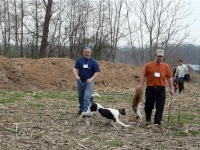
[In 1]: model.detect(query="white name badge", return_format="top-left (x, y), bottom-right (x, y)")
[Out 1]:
top-left (83, 64), bottom-right (88, 68)
top-left (154, 72), bottom-right (160, 77)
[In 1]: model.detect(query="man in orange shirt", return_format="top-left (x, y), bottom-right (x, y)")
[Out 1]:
top-left (138, 49), bottom-right (174, 125)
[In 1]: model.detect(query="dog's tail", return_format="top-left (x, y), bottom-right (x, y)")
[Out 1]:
top-left (116, 119), bottom-right (131, 128)
top-left (90, 93), bottom-right (101, 102)
top-left (91, 93), bottom-right (101, 97)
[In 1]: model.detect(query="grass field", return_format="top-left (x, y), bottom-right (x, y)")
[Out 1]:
top-left (0, 83), bottom-right (200, 150)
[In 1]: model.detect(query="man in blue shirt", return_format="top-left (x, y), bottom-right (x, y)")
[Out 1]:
top-left (73, 46), bottom-right (100, 115)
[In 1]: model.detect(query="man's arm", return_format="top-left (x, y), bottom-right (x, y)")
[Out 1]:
top-left (91, 72), bottom-right (100, 80)
top-left (87, 72), bottom-right (100, 83)
top-left (73, 68), bottom-right (80, 80)
top-left (138, 75), bottom-right (146, 88)
top-left (167, 77), bottom-right (174, 95)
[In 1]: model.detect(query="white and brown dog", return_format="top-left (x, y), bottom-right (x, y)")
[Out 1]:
top-left (78, 94), bottom-right (130, 128)
top-left (132, 88), bottom-right (143, 120)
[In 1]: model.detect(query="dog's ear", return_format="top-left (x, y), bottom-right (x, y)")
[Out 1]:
top-left (119, 109), bottom-right (126, 115)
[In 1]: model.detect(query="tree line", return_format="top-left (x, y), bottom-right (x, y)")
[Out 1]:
top-left (0, 0), bottom-right (199, 66)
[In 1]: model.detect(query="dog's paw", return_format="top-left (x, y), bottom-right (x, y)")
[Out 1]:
top-left (85, 120), bottom-right (90, 125)
top-left (77, 116), bottom-right (82, 120)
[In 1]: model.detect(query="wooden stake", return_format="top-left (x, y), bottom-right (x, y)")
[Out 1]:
top-left (178, 104), bottom-right (181, 124)
top-left (167, 96), bottom-right (173, 124)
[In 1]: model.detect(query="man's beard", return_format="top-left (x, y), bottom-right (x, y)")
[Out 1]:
top-left (156, 59), bottom-right (161, 63)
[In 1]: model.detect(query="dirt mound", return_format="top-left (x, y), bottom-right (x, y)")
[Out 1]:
top-left (0, 55), bottom-right (143, 91)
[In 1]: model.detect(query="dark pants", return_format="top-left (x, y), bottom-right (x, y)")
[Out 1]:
top-left (173, 78), bottom-right (178, 93)
top-left (177, 77), bottom-right (184, 93)
top-left (145, 86), bottom-right (166, 125)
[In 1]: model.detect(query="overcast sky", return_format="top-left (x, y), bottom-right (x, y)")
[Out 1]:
top-left (187, 0), bottom-right (200, 45)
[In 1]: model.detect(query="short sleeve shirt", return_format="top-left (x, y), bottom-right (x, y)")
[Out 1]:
top-left (74, 57), bottom-right (100, 81)
top-left (143, 61), bottom-right (172, 86)
top-left (177, 64), bottom-right (188, 78)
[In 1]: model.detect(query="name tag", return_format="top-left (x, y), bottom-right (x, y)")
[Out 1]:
top-left (154, 72), bottom-right (160, 77)
top-left (83, 64), bottom-right (88, 68)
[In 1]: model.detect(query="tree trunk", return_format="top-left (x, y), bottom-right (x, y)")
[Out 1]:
top-left (39, 0), bottom-right (53, 58)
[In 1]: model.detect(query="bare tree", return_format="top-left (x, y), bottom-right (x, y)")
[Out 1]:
top-left (131, 0), bottom-right (193, 63)
top-left (20, 0), bottom-right (24, 57)
top-left (106, 0), bottom-right (127, 62)
top-left (0, 0), bottom-right (11, 57)
top-left (39, 0), bottom-right (53, 58)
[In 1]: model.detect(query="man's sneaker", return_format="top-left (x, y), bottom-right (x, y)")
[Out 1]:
top-left (76, 110), bottom-right (82, 115)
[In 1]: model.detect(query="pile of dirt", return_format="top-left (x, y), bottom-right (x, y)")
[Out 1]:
top-left (0, 55), bottom-right (143, 91)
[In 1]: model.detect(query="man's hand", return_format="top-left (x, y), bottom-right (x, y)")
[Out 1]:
top-left (86, 78), bottom-right (93, 83)
top-left (170, 88), bottom-right (174, 96)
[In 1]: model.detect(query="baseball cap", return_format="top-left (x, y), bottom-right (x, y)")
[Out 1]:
top-left (83, 46), bottom-right (91, 50)
top-left (156, 49), bottom-right (164, 56)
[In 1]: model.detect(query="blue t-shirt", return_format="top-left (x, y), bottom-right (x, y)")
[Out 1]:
top-left (74, 57), bottom-right (100, 81)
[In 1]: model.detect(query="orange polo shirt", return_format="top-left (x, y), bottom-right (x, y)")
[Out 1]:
top-left (143, 61), bottom-right (172, 86)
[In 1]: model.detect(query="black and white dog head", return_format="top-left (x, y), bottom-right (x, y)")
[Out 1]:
top-left (118, 109), bottom-right (126, 116)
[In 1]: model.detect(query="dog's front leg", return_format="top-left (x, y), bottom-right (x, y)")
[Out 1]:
top-left (110, 120), bottom-right (117, 128)
top-left (78, 112), bottom-right (89, 119)
top-left (84, 117), bottom-right (90, 126)
top-left (78, 113), bottom-right (84, 120)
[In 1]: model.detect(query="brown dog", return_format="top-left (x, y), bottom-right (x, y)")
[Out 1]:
top-left (132, 88), bottom-right (143, 120)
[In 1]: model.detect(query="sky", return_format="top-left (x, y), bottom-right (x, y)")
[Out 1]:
top-left (186, 0), bottom-right (200, 45)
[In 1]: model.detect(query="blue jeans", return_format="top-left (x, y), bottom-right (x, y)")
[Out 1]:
top-left (77, 81), bottom-right (94, 112)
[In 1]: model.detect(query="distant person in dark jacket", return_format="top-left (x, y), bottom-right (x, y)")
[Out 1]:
top-left (172, 65), bottom-right (178, 93)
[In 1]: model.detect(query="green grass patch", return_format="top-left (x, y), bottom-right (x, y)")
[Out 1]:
top-left (98, 95), bottom-right (116, 102)
top-left (0, 98), bottom-right (15, 104)
top-left (33, 94), bottom-right (44, 100)
top-left (23, 90), bottom-right (34, 94)
top-left (163, 112), bottom-right (196, 125)
top-left (10, 92), bottom-right (24, 99)
top-left (42, 90), bottom-right (78, 101)
top-left (172, 131), bottom-right (188, 137)
top-left (0, 91), bottom-right (6, 96)
top-left (189, 130), bottom-right (200, 136)
top-left (109, 141), bottom-right (123, 147)
top-left (121, 94), bottom-right (133, 103)
top-left (132, 139), bottom-right (141, 144)
top-left (28, 102), bottom-right (44, 110)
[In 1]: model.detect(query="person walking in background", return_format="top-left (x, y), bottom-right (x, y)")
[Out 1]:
top-left (138, 49), bottom-right (174, 125)
top-left (173, 65), bottom-right (178, 78)
top-left (73, 46), bottom-right (100, 115)
top-left (175, 60), bottom-right (188, 93)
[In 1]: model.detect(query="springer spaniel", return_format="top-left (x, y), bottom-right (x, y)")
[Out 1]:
top-left (78, 94), bottom-right (130, 128)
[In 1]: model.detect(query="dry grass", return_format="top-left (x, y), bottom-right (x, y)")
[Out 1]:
top-left (0, 56), bottom-right (200, 149)
top-left (0, 82), bottom-right (200, 150)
